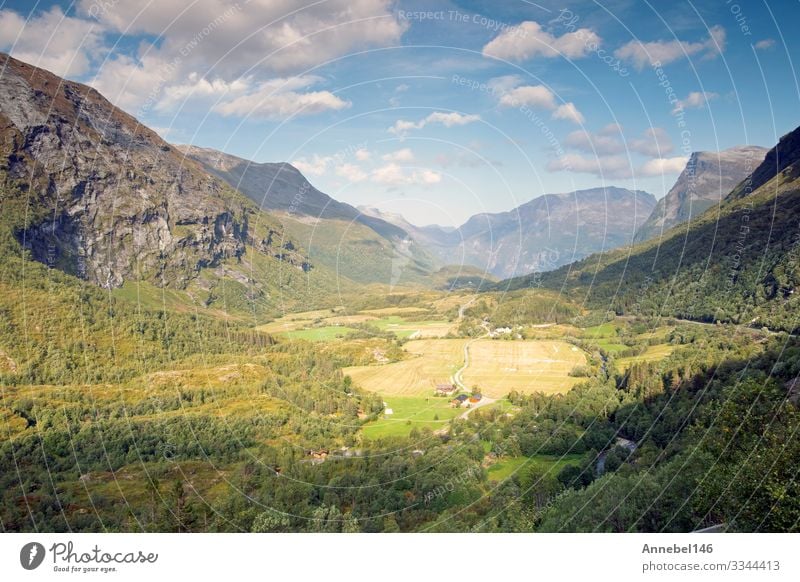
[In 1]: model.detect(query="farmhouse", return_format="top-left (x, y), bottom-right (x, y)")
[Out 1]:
top-left (451, 394), bottom-right (469, 406)
top-left (435, 383), bottom-right (456, 396)
top-left (469, 394), bottom-right (482, 403)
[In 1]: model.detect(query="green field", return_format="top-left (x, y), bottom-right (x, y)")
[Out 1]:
top-left (580, 322), bottom-right (619, 338)
top-left (362, 396), bottom-right (463, 439)
top-left (487, 454), bottom-right (584, 482)
top-left (617, 344), bottom-right (676, 370)
top-left (281, 326), bottom-right (360, 341)
top-left (594, 340), bottom-right (630, 354)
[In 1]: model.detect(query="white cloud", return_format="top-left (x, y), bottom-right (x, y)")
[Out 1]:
top-left (754, 38), bottom-right (775, 51)
top-left (80, 0), bottom-right (406, 75)
top-left (547, 153), bottom-right (633, 179)
top-left (0, 7), bottom-right (105, 77)
top-left (553, 102), bottom-right (585, 124)
top-left (388, 111), bottom-right (481, 136)
top-left (630, 127), bottom-right (674, 157)
top-left (615, 25), bottom-right (726, 70)
top-left (292, 154), bottom-right (334, 176)
top-left (640, 156), bottom-right (689, 176)
top-left (672, 91), bottom-right (718, 113)
top-left (335, 163), bottom-right (367, 183)
top-left (483, 20), bottom-right (601, 62)
top-left (157, 72), bottom-right (251, 112)
top-left (371, 164), bottom-right (441, 185)
top-left (495, 82), bottom-right (584, 125)
top-left (355, 148), bottom-right (371, 161)
top-left (565, 129), bottom-right (625, 154)
top-left (74, 0), bottom-right (404, 115)
top-left (212, 76), bottom-right (350, 119)
top-left (382, 148), bottom-right (415, 162)
top-left (498, 85), bottom-right (556, 109)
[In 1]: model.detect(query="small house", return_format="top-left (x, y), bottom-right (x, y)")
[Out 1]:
top-left (451, 394), bottom-right (469, 406)
top-left (435, 383), bottom-right (456, 396)
top-left (469, 394), bottom-right (482, 403)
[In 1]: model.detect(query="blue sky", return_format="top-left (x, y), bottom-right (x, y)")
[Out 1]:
top-left (1, 0), bottom-right (798, 226)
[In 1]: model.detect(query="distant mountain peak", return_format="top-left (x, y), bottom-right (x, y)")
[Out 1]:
top-left (635, 144), bottom-right (769, 242)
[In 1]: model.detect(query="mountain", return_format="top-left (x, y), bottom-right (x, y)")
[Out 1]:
top-left (502, 125), bottom-right (800, 332)
top-left (180, 146), bottom-right (438, 286)
top-left (0, 52), bottom-right (339, 317)
top-left (634, 146), bottom-right (768, 242)
top-left (365, 187), bottom-right (656, 279)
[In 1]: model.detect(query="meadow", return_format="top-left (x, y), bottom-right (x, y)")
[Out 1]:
top-left (461, 340), bottom-right (587, 397)
top-left (362, 396), bottom-right (463, 439)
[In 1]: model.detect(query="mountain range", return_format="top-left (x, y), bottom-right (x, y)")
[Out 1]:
top-left (504, 125), bottom-right (800, 332)
top-left (0, 51), bottom-right (779, 311)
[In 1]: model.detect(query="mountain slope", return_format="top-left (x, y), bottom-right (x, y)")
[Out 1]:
top-left (634, 146), bottom-right (768, 242)
top-left (366, 187), bottom-right (656, 279)
top-left (180, 146), bottom-right (438, 286)
top-left (502, 125), bottom-right (800, 332)
top-left (0, 52), bottom-right (348, 318)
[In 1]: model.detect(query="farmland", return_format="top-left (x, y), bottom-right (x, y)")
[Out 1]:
top-left (344, 338), bottom-right (586, 398)
top-left (461, 340), bottom-right (586, 397)
top-left (343, 339), bottom-right (467, 396)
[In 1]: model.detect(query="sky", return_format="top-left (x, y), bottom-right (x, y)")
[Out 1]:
top-left (1, 0), bottom-right (799, 226)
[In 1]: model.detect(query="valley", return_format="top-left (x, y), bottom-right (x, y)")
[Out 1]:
top-left (1, 48), bottom-right (799, 536)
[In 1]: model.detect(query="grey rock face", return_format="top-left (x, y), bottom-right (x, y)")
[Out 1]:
top-left (0, 53), bottom-right (296, 288)
top-left (635, 146), bottom-right (769, 242)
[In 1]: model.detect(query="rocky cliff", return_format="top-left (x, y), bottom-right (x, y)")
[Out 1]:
top-left (0, 52), bottom-right (306, 289)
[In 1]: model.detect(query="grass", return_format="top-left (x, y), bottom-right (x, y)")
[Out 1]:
top-left (344, 339), bottom-right (467, 396)
top-left (616, 344), bottom-right (676, 370)
top-left (461, 340), bottom-right (587, 397)
top-left (594, 339), bottom-right (630, 354)
top-left (362, 396), bottom-right (463, 439)
top-left (280, 326), bottom-right (360, 341)
top-left (487, 453), bottom-right (584, 482)
top-left (369, 315), bottom-right (454, 338)
top-left (580, 322), bottom-right (619, 338)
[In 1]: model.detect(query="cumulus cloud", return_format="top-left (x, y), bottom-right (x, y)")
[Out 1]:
top-left (355, 148), bottom-right (371, 161)
top-left (672, 91), bottom-right (718, 113)
top-left (292, 154), bottom-right (335, 176)
top-left (615, 25), bottom-right (726, 70)
top-left (553, 103), bottom-right (585, 124)
top-left (212, 76), bottom-right (350, 119)
top-left (630, 127), bottom-right (674, 157)
top-left (64, 0), bottom-right (403, 116)
top-left (388, 111), bottom-right (481, 137)
top-left (550, 125), bottom-right (683, 178)
top-left (382, 148), bottom-right (415, 162)
top-left (80, 0), bottom-right (406, 75)
top-left (564, 128), bottom-right (625, 155)
top-left (370, 163), bottom-right (441, 185)
top-left (335, 163), bottom-right (368, 183)
top-left (495, 80), bottom-right (584, 125)
top-left (483, 20), bottom-right (601, 62)
top-left (754, 38), bottom-right (775, 51)
top-left (547, 153), bottom-right (633, 179)
top-left (640, 156), bottom-right (689, 176)
top-left (0, 6), bottom-right (105, 77)
top-left (498, 85), bottom-right (556, 109)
